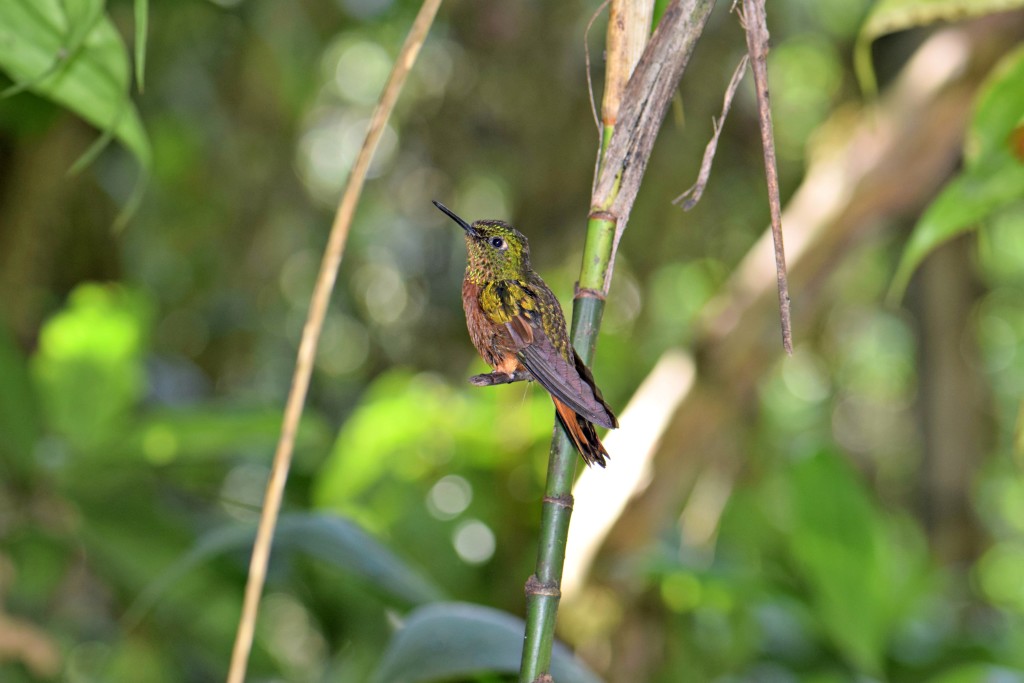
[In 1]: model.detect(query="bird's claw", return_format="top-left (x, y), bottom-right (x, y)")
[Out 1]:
top-left (469, 370), bottom-right (531, 386)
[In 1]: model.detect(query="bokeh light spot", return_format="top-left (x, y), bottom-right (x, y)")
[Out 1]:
top-left (316, 313), bottom-right (370, 376)
top-left (354, 261), bottom-right (407, 325)
top-left (221, 463), bottom-right (271, 521)
top-left (334, 41), bottom-right (391, 105)
top-left (452, 519), bottom-right (495, 565)
top-left (427, 475), bottom-right (473, 520)
top-left (781, 348), bottom-right (831, 403)
top-left (661, 572), bottom-right (702, 613)
top-left (142, 424), bottom-right (178, 465)
top-left (459, 176), bottom-right (510, 221)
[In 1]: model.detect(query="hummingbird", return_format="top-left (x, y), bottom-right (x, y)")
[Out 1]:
top-left (434, 200), bottom-right (618, 467)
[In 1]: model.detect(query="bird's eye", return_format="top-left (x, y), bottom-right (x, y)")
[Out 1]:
top-left (489, 237), bottom-right (506, 250)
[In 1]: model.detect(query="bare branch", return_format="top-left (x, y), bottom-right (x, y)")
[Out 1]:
top-left (741, 0), bottom-right (793, 354)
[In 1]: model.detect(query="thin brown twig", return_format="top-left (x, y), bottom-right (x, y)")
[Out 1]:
top-left (224, 1), bottom-right (442, 681)
top-left (741, 0), bottom-right (792, 355)
top-left (673, 54), bottom-right (749, 209)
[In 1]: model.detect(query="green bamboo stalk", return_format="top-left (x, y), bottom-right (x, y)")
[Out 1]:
top-left (518, 1), bottom-right (714, 680)
top-left (519, 425), bottom-right (576, 683)
top-left (518, 12), bottom-right (648, 683)
top-left (518, 198), bottom-right (617, 683)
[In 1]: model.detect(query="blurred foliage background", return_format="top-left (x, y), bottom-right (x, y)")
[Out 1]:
top-left (2, 0), bottom-right (1024, 681)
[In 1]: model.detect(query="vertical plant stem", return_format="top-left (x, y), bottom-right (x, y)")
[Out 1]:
top-left (519, 427), bottom-right (576, 683)
top-left (518, 2), bottom-right (653, 681)
top-left (225, 2), bottom-right (441, 681)
top-left (741, 0), bottom-right (793, 354)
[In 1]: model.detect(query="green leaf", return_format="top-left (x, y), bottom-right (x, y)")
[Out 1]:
top-left (889, 166), bottom-right (1024, 298)
top-left (0, 0), bottom-right (151, 168)
top-left (0, 320), bottom-right (42, 476)
top-left (372, 603), bottom-right (603, 683)
top-left (134, 0), bottom-right (148, 92)
top-left (31, 284), bottom-right (152, 453)
top-left (314, 370), bottom-right (551, 518)
top-left (965, 45), bottom-right (1024, 168)
top-left (889, 46), bottom-right (1024, 299)
top-left (121, 408), bottom-right (330, 465)
top-left (854, 0), bottom-right (1024, 96)
top-left (785, 452), bottom-right (926, 673)
top-left (0, 0), bottom-right (104, 98)
top-left (127, 513), bottom-right (445, 626)
top-left (274, 514), bottom-right (446, 605)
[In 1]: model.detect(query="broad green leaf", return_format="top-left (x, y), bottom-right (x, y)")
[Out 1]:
top-left (0, 0), bottom-right (151, 168)
top-left (889, 47), bottom-right (1024, 299)
top-left (965, 45), bottom-right (1024, 168)
top-left (855, 0), bottom-right (1024, 95)
top-left (0, 321), bottom-right (42, 475)
top-left (0, 0), bottom-right (105, 98)
top-left (314, 370), bottom-right (552, 518)
top-left (127, 513), bottom-right (445, 625)
top-left (786, 452), bottom-right (926, 673)
top-left (315, 372), bottom-right (461, 507)
top-left (372, 602), bottom-right (603, 683)
top-left (889, 165), bottom-right (1024, 298)
top-left (273, 514), bottom-right (445, 605)
top-left (31, 284), bottom-right (152, 453)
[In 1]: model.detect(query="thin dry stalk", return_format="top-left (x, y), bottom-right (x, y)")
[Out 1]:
top-left (584, 0), bottom-right (612, 134)
top-left (225, 2), bottom-right (442, 681)
top-left (740, 0), bottom-right (793, 354)
top-left (674, 54), bottom-right (748, 209)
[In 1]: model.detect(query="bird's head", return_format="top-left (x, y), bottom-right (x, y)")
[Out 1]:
top-left (434, 201), bottom-right (531, 283)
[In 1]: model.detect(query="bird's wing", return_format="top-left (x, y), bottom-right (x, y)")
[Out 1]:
top-left (509, 320), bottom-right (617, 429)
top-left (483, 279), bottom-right (616, 429)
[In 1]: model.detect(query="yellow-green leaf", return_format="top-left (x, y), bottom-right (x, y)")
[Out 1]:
top-left (889, 46), bottom-right (1024, 299)
top-left (855, 0), bottom-right (1024, 96)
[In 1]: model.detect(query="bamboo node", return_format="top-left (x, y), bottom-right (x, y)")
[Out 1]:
top-left (588, 209), bottom-right (615, 222)
top-left (525, 575), bottom-right (561, 598)
top-left (573, 285), bottom-right (606, 301)
top-left (542, 493), bottom-right (575, 508)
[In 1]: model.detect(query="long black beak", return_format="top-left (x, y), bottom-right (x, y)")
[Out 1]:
top-left (433, 200), bottom-right (479, 237)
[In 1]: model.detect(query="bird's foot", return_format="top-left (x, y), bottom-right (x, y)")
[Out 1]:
top-left (469, 370), bottom-right (532, 386)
